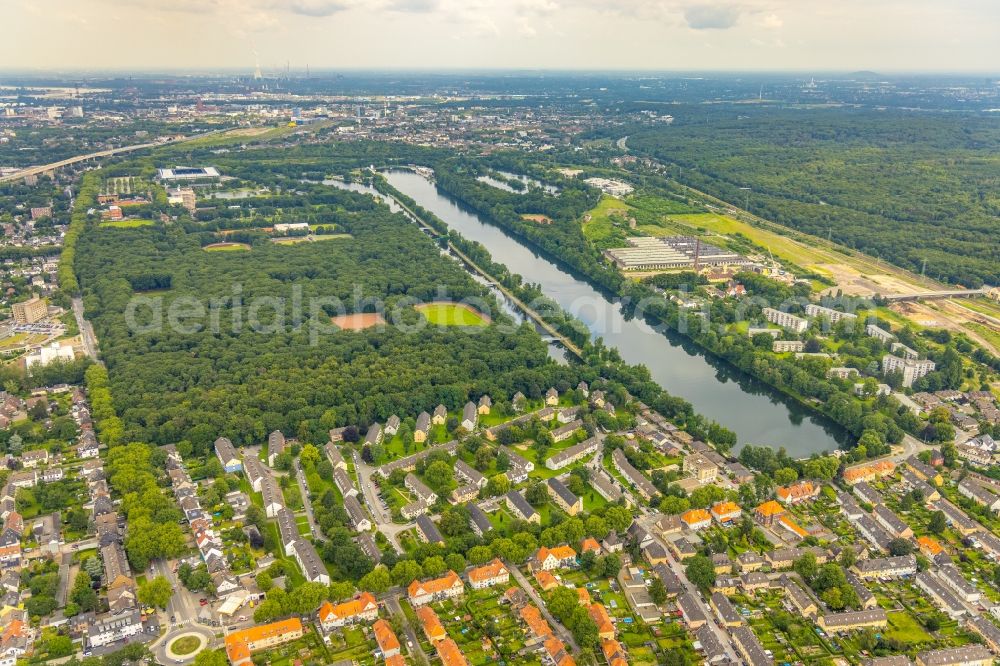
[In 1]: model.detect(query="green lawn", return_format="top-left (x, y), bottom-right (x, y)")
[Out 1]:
top-left (414, 302), bottom-right (490, 327)
top-left (99, 219), bottom-right (154, 228)
top-left (883, 611), bottom-right (934, 645)
top-left (581, 195), bottom-right (634, 248)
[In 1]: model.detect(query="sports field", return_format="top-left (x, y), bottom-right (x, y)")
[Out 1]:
top-left (330, 313), bottom-right (386, 330)
top-left (414, 302), bottom-right (490, 327)
top-left (100, 219), bottom-right (154, 229)
top-left (203, 242), bottom-right (251, 252)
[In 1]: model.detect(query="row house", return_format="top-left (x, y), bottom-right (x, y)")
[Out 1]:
top-left (915, 646), bottom-right (992, 666)
top-left (547, 477), bottom-right (582, 515)
top-left (506, 490), bottom-right (539, 523)
top-left (334, 468), bottom-right (358, 499)
top-left (214, 437), bottom-right (242, 473)
top-left (873, 504), bottom-right (913, 538)
top-left (915, 571), bottom-right (967, 619)
top-left (852, 555), bottom-right (916, 580)
top-left (454, 459), bottom-right (486, 489)
top-left (224, 618), bottom-right (304, 666)
top-left (405, 473), bottom-right (438, 505)
top-left (466, 502), bottom-right (493, 537)
top-left (545, 436), bottom-right (599, 470)
top-left (344, 495), bottom-right (371, 532)
top-left (292, 539), bottom-right (330, 585)
top-left (267, 430), bottom-right (287, 467)
top-left (816, 609), bottom-right (888, 633)
top-left (611, 447), bottom-right (656, 500)
top-left (415, 514), bottom-right (444, 545)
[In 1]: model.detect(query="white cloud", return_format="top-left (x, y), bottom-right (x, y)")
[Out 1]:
top-left (760, 12), bottom-right (782, 28)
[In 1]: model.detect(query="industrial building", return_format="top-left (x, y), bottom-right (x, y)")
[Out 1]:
top-left (604, 235), bottom-right (749, 272)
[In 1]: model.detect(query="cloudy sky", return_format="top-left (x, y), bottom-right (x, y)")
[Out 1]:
top-left (4, 0), bottom-right (998, 72)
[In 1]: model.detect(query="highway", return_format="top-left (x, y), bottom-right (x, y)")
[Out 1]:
top-left (0, 129), bottom-right (229, 184)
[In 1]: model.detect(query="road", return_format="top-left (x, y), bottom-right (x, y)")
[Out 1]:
top-left (0, 129), bottom-right (229, 184)
top-left (292, 459), bottom-right (321, 539)
top-left (505, 559), bottom-right (579, 652)
top-left (892, 433), bottom-right (930, 462)
top-left (352, 451), bottom-right (408, 553)
top-left (384, 593), bottom-right (429, 664)
top-left (56, 553), bottom-right (74, 607)
top-left (637, 516), bottom-right (740, 662)
top-left (150, 558), bottom-right (217, 665)
top-left (354, 452), bottom-right (390, 524)
top-left (71, 297), bottom-right (101, 362)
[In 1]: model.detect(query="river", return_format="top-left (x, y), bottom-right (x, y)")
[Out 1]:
top-left (381, 170), bottom-right (850, 456)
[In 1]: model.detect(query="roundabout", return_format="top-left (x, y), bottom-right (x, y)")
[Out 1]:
top-left (168, 635), bottom-right (204, 657)
top-left (155, 625), bottom-right (214, 665)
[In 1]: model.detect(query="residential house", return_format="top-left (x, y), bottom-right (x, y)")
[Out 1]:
top-left (267, 431), bottom-right (286, 467)
top-left (215, 437), bottom-right (242, 472)
top-left (461, 402), bottom-right (478, 431)
top-left (467, 559), bottom-right (509, 590)
top-left (506, 490), bottom-right (540, 523)
top-left (533, 545), bottom-right (577, 571)
top-left (318, 593), bottom-right (379, 629)
top-left (407, 571), bottom-right (465, 606)
top-left (710, 501), bottom-right (742, 525)
top-left (373, 619), bottom-right (401, 660)
top-left (547, 477), bottom-right (582, 515)
top-left (415, 514), bottom-right (444, 545)
top-left (224, 619), bottom-right (304, 666)
top-left (414, 412), bottom-right (431, 442)
top-left (545, 436), bottom-right (599, 470)
top-left (776, 480), bottom-right (820, 504)
top-left (683, 453), bottom-right (718, 482)
top-left (816, 609), bottom-right (889, 633)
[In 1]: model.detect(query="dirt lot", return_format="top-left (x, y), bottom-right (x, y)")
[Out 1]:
top-left (891, 300), bottom-right (1000, 355)
top-left (330, 313), bottom-right (386, 330)
top-left (817, 263), bottom-right (926, 298)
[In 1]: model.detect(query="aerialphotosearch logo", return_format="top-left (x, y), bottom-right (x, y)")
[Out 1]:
top-left (124, 283), bottom-right (517, 345)
top-left (122, 280), bottom-right (880, 347)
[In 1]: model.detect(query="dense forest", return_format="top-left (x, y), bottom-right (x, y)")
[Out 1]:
top-left (623, 107), bottom-right (1000, 287)
top-left (74, 179), bottom-right (577, 453)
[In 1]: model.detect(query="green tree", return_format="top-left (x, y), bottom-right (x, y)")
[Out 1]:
top-left (360, 566), bottom-right (392, 594)
top-left (138, 576), bottom-right (173, 609)
top-left (928, 510), bottom-right (947, 535)
top-left (193, 649), bottom-right (229, 666)
top-left (424, 460), bottom-right (454, 493)
top-left (685, 554), bottom-right (716, 593)
top-left (421, 556), bottom-right (447, 577)
top-left (391, 559), bottom-right (423, 587)
top-left (467, 545), bottom-right (493, 565)
top-left (649, 578), bottom-right (668, 605)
